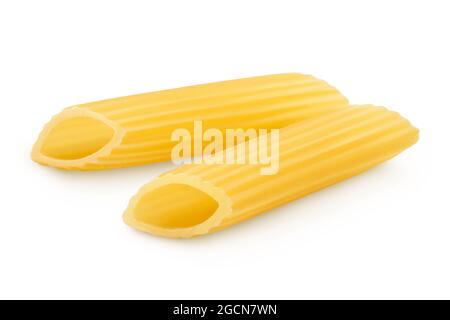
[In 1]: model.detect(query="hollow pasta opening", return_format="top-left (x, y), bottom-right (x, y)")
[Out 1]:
top-left (133, 183), bottom-right (219, 229)
top-left (40, 117), bottom-right (115, 160)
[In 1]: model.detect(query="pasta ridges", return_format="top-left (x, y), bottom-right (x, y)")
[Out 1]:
top-left (177, 106), bottom-right (387, 181)
top-left (101, 79), bottom-right (325, 118)
top-left (119, 93), bottom-right (347, 131)
top-left (87, 73), bottom-right (318, 112)
top-left (112, 86), bottom-right (339, 125)
top-left (229, 124), bottom-right (417, 206)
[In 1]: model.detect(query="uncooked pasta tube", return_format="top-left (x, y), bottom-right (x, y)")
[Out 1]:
top-left (31, 73), bottom-right (348, 170)
top-left (123, 106), bottom-right (419, 238)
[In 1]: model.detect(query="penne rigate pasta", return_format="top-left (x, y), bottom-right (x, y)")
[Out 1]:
top-left (31, 73), bottom-right (348, 170)
top-left (123, 106), bottom-right (419, 238)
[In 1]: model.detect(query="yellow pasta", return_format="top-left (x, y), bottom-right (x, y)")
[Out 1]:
top-left (123, 106), bottom-right (419, 238)
top-left (31, 73), bottom-right (348, 170)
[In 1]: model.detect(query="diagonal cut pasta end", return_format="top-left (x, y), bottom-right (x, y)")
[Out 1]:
top-left (123, 174), bottom-right (233, 238)
top-left (31, 107), bottom-right (125, 170)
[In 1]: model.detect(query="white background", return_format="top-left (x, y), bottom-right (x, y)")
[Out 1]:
top-left (0, 0), bottom-right (449, 300)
